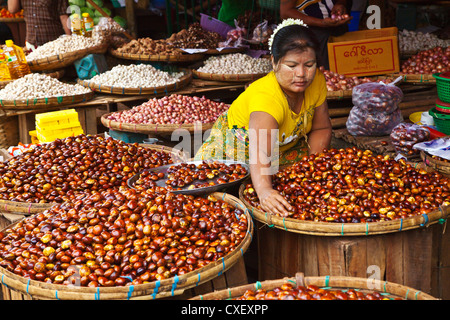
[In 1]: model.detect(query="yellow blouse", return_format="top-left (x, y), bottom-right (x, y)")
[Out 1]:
top-left (226, 69), bottom-right (327, 152)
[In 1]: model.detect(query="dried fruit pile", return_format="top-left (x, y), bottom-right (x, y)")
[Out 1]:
top-left (0, 134), bottom-right (173, 203)
top-left (0, 187), bottom-right (249, 286)
top-left (235, 283), bottom-right (399, 300)
top-left (243, 147), bottom-right (450, 223)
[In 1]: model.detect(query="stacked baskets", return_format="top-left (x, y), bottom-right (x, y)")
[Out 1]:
top-left (430, 72), bottom-right (450, 134)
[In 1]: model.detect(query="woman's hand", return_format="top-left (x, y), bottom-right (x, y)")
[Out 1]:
top-left (258, 187), bottom-right (294, 217)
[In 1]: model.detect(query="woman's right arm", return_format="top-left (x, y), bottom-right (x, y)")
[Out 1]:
top-left (8, 0), bottom-right (21, 14)
top-left (249, 111), bottom-right (293, 217)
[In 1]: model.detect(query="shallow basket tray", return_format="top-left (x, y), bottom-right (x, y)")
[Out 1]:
top-left (0, 143), bottom-right (187, 215)
top-left (192, 69), bottom-right (268, 83)
top-left (0, 192), bottom-right (254, 300)
top-left (421, 150), bottom-right (450, 177)
top-left (190, 272), bottom-right (437, 300)
top-left (238, 183), bottom-right (450, 236)
top-left (0, 91), bottom-right (94, 110)
top-left (109, 48), bottom-right (205, 63)
top-left (388, 73), bottom-right (436, 84)
top-left (101, 111), bottom-right (218, 135)
top-left (27, 43), bottom-right (108, 72)
top-left (77, 69), bottom-right (192, 95)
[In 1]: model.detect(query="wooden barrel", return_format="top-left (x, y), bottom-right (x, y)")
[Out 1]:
top-left (0, 192), bottom-right (254, 300)
top-left (239, 184), bottom-right (450, 299)
top-left (190, 272), bottom-right (438, 300)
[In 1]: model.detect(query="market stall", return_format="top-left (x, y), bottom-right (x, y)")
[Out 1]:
top-left (0, 0), bottom-right (449, 303)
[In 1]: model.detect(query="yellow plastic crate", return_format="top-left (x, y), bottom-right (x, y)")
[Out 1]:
top-left (37, 126), bottom-right (84, 143)
top-left (29, 130), bottom-right (39, 144)
top-left (35, 109), bottom-right (80, 128)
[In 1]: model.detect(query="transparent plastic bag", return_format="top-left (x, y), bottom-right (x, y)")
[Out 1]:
top-left (390, 122), bottom-right (430, 155)
top-left (352, 80), bottom-right (403, 113)
top-left (346, 106), bottom-right (403, 136)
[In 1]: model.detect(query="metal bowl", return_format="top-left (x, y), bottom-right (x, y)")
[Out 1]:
top-left (128, 160), bottom-right (250, 196)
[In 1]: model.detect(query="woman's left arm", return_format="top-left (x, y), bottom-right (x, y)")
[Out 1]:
top-left (307, 101), bottom-right (332, 155)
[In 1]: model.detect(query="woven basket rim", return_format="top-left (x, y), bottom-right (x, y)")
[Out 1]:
top-left (238, 183), bottom-right (450, 236)
top-left (101, 111), bottom-right (218, 135)
top-left (27, 43), bottom-right (108, 66)
top-left (0, 91), bottom-right (94, 110)
top-left (0, 192), bottom-right (254, 300)
top-left (190, 273), bottom-right (438, 300)
top-left (192, 69), bottom-right (268, 82)
top-left (77, 69), bottom-right (192, 95)
top-left (109, 48), bottom-right (205, 62)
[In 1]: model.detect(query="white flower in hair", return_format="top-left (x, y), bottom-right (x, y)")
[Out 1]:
top-left (268, 19), bottom-right (308, 52)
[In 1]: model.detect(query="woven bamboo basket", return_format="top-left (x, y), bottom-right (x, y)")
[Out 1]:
top-left (238, 183), bottom-right (450, 236)
top-left (27, 43), bottom-right (108, 72)
top-left (77, 69), bottom-right (192, 95)
top-left (0, 91), bottom-right (94, 110)
top-left (421, 150), bottom-right (450, 177)
top-left (101, 112), bottom-right (217, 135)
top-left (0, 143), bottom-right (187, 215)
top-left (190, 272), bottom-right (438, 300)
top-left (0, 192), bottom-right (254, 300)
top-left (388, 73), bottom-right (436, 84)
top-left (108, 48), bottom-right (205, 63)
top-left (192, 69), bottom-right (268, 83)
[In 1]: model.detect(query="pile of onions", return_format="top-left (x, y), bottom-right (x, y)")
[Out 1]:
top-left (319, 66), bottom-right (393, 91)
top-left (106, 94), bottom-right (229, 125)
top-left (401, 46), bottom-right (450, 74)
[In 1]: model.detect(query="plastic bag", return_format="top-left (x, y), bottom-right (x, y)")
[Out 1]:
top-left (251, 20), bottom-right (273, 43)
top-left (390, 122), bottom-right (430, 155)
top-left (224, 19), bottom-right (247, 47)
top-left (347, 78), bottom-right (404, 136)
top-left (346, 106), bottom-right (403, 136)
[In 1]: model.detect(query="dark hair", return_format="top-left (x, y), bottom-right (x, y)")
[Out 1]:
top-left (271, 25), bottom-right (320, 65)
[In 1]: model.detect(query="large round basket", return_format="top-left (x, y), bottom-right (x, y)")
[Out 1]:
top-left (101, 111), bottom-right (217, 136)
top-left (239, 184), bottom-right (450, 299)
top-left (77, 69), bottom-right (192, 95)
top-left (239, 184), bottom-right (450, 237)
top-left (190, 272), bottom-right (438, 300)
top-left (109, 48), bottom-right (205, 63)
top-left (192, 69), bottom-right (268, 83)
top-left (0, 91), bottom-right (94, 110)
top-left (0, 192), bottom-right (254, 300)
top-left (388, 73), bottom-right (436, 84)
top-left (421, 150), bottom-right (450, 177)
top-left (27, 43), bottom-right (108, 72)
top-left (0, 143), bottom-right (187, 215)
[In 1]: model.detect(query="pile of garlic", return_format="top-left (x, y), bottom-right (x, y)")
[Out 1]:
top-left (0, 73), bottom-right (91, 100)
top-left (399, 29), bottom-right (450, 54)
top-left (87, 64), bottom-right (184, 88)
top-left (26, 34), bottom-right (105, 61)
top-left (197, 53), bottom-right (273, 74)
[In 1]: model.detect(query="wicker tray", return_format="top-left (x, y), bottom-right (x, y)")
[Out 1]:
top-left (109, 48), bottom-right (205, 63)
top-left (101, 111), bottom-right (218, 135)
top-left (190, 272), bottom-right (437, 300)
top-left (0, 192), bottom-right (254, 300)
top-left (238, 183), bottom-right (450, 236)
top-left (0, 90), bottom-right (94, 110)
top-left (421, 150), bottom-right (450, 177)
top-left (0, 143), bottom-right (187, 215)
top-left (192, 69), bottom-right (268, 82)
top-left (388, 73), bottom-right (436, 84)
top-left (77, 69), bottom-right (192, 95)
top-left (27, 43), bottom-right (108, 72)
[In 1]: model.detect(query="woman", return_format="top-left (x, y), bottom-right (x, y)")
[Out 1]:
top-left (195, 19), bottom-right (332, 216)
